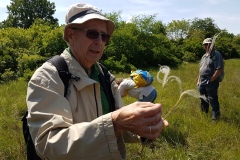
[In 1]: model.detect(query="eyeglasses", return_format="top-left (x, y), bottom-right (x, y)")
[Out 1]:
top-left (70, 28), bottom-right (110, 42)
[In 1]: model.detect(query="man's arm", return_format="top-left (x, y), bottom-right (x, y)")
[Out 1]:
top-left (210, 68), bottom-right (223, 82)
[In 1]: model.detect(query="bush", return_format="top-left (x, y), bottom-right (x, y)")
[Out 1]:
top-left (182, 51), bottom-right (198, 62)
top-left (1, 68), bottom-right (16, 83)
top-left (103, 54), bottom-right (136, 73)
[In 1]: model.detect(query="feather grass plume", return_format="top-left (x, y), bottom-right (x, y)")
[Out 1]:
top-left (157, 65), bottom-right (208, 118)
top-left (208, 31), bottom-right (222, 54)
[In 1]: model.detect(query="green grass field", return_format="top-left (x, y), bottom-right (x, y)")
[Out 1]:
top-left (0, 59), bottom-right (240, 160)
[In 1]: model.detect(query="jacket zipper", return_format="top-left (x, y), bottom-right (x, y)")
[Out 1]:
top-left (93, 83), bottom-right (99, 117)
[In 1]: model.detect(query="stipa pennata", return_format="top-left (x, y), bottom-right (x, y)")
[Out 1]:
top-left (139, 65), bottom-right (208, 157)
top-left (157, 65), bottom-right (208, 118)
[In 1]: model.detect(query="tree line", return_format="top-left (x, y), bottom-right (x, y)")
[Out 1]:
top-left (0, 0), bottom-right (240, 83)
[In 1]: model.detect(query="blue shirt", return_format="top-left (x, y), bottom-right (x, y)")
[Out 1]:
top-left (199, 50), bottom-right (224, 85)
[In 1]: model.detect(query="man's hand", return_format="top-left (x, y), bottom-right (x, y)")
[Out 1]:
top-left (112, 102), bottom-right (168, 139)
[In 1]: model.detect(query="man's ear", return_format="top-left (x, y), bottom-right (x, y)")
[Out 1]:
top-left (67, 28), bottom-right (74, 42)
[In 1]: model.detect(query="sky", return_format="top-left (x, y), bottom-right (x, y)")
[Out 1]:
top-left (0, 0), bottom-right (240, 35)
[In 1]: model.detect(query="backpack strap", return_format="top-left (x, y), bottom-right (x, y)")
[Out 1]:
top-left (98, 63), bottom-right (115, 112)
top-left (48, 55), bottom-right (70, 97)
top-left (47, 55), bottom-right (80, 97)
top-left (210, 50), bottom-right (216, 61)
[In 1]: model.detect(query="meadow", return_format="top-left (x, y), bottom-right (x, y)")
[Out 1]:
top-left (0, 59), bottom-right (240, 160)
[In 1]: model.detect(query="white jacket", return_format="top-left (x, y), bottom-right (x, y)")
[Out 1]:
top-left (26, 49), bottom-right (126, 160)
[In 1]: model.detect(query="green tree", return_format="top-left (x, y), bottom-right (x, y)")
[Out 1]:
top-left (189, 17), bottom-right (221, 38)
top-left (104, 22), bottom-right (139, 68)
top-left (0, 27), bottom-right (30, 81)
top-left (131, 14), bottom-right (166, 35)
top-left (104, 11), bottom-right (124, 30)
top-left (166, 19), bottom-right (190, 40)
top-left (1, 0), bottom-right (58, 29)
top-left (28, 19), bottom-right (66, 57)
top-left (105, 14), bottom-right (181, 69)
top-left (233, 34), bottom-right (240, 57)
top-left (215, 31), bottom-right (239, 59)
top-left (181, 29), bottom-right (205, 61)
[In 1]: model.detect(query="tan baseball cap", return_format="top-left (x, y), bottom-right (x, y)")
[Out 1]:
top-left (202, 38), bottom-right (212, 45)
top-left (64, 3), bottom-right (115, 42)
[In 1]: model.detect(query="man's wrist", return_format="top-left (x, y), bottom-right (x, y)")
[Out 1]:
top-left (111, 110), bottom-right (122, 136)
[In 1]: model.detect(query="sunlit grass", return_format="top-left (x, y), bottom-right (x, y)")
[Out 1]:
top-left (125, 59), bottom-right (240, 159)
top-left (0, 80), bottom-right (27, 160)
top-left (0, 59), bottom-right (240, 159)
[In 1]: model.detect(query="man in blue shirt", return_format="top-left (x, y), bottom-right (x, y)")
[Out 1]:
top-left (197, 38), bottom-right (224, 120)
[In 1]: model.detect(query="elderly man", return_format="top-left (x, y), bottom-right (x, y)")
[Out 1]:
top-left (26, 3), bottom-right (168, 160)
top-left (197, 38), bottom-right (224, 120)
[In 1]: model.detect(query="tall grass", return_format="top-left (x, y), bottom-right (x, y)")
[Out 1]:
top-left (0, 59), bottom-right (240, 160)
top-left (0, 80), bottom-right (27, 160)
top-left (124, 59), bottom-right (240, 159)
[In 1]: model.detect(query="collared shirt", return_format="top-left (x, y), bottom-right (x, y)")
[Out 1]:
top-left (199, 50), bottom-right (224, 85)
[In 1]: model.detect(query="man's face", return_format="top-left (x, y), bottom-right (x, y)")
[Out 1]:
top-left (67, 19), bottom-right (108, 69)
top-left (203, 43), bottom-right (211, 52)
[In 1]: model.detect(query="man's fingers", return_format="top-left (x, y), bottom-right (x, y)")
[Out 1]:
top-left (162, 118), bottom-right (169, 127)
top-left (140, 103), bottom-right (162, 118)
